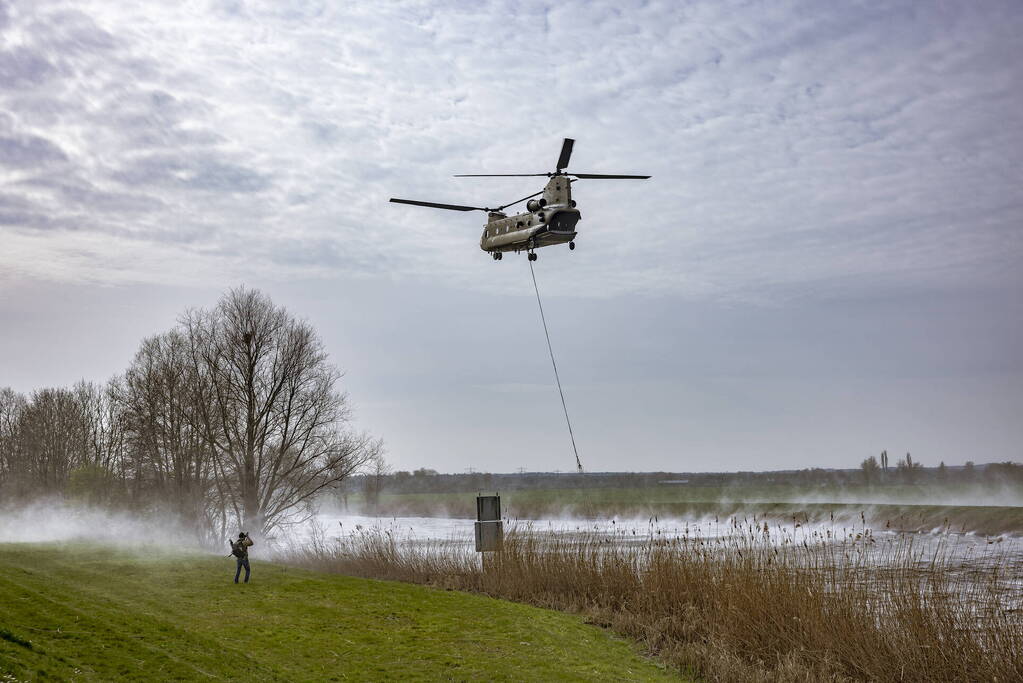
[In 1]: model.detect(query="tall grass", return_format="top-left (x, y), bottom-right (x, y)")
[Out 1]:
top-left (283, 520), bottom-right (1023, 682)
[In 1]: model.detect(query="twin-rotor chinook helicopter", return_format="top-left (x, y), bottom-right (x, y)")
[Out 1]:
top-left (389, 139), bottom-right (650, 261)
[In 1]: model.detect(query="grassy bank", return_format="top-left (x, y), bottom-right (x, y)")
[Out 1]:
top-left (0, 543), bottom-right (677, 681)
top-left (288, 524), bottom-right (1023, 682)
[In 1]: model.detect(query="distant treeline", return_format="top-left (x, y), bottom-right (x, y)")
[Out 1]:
top-left (0, 287), bottom-right (380, 542)
top-left (349, 460), bottom-right (1023, 497)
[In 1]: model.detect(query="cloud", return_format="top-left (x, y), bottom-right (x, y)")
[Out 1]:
top-left (0, 131), bottom-right (67, 167)
top-left (0, 46), bottom-right (57, 89)
top-left (3, 1), bottom-right (1022, 474)
top-left (108, 154), bottom-right (269, 194)
top-left (0, 0), bottom-right (1019, 302)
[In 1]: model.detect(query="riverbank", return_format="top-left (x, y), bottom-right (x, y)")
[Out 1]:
top-left (286, 521), bottom-right (1023, 682)
top-left (0, 543), bottom-right (678, 681)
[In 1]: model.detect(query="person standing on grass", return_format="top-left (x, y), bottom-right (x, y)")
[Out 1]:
top-left (230, 532), bottom-right (254, 583)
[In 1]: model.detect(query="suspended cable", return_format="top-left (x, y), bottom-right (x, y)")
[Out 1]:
top-left (528, 259), bottom-right (583, 472)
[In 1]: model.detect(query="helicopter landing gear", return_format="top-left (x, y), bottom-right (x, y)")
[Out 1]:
top-left (492, 251), bottom-right (503, 261)
top-left (569, 241), bottom-right (575, 250)
top-left (528, 252), bottom-right (537, 261)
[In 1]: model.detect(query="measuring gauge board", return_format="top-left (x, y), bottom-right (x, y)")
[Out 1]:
top-left (475, 494), bottom-right (503, 552)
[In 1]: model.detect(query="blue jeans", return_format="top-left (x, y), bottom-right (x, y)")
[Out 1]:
top-left (234, 557), bottom-right (250, 583)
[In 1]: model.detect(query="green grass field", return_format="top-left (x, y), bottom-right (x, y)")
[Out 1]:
top-left (0, 544), bottom-right (678, 682)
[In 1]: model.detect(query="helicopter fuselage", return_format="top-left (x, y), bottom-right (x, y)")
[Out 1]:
top-left (390, 139), bottom-right (648, 261)
top-left (479, 207), bottom-right (580, 253)
top-left (480, 175), bottom-right (580, 254)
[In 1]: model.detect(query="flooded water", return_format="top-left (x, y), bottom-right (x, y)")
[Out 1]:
top-left (307, 513), bottom-right (709, 543)
top-left (264, 511), bottom-right (1023, 611)
top-left (289, 512), bottom-right (1023, 604)
top-left (300, 512), bottom-right (1023, 563)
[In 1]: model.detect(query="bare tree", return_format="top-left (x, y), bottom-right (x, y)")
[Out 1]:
top-left (13, 387), bottom-right (94, 496)
top-left (118, 330), bottom-right (218, 537)
top-left (0, 387), bottom-right (27, 494)
top-left (62, 381), bottom-right (125, 506)
top-left (363, 452), bottom-right (392, 510)
top-left (896, 452), bottom-right (923, 484)
top-left (184, 287), bottom-right (379, 534)
top-left (0, 384), bottom-right (124, 502)
top-left (1, 287), bottom-right (378, 541)
top-left (860, 456), bottom-right (880, 485)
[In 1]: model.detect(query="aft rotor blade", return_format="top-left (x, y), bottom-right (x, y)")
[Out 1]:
top-left (497, 189), bottom-right (545, 211)
top-left (570, 173), bottom-right (651, 179)
top-left (389, 198), bottom-right (487, 212)
top-left (556, 138), bottom-right (575, 171)
top-left (453, 173), bottom-right (550, 177)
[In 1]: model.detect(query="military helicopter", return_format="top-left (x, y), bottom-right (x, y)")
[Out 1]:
top-left (389, 139), bottom-right (650, 261)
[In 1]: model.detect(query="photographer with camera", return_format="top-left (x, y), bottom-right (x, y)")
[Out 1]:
top-left (229, 532), bottom-right (254, 583)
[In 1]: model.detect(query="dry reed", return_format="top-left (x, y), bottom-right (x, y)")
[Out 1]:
top-left (282, 519), bottom-right (1023, 682)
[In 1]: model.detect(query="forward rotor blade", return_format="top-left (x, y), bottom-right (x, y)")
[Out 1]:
top-left (570, 173), bottom-right (651, 179)
top-left (389, 198), bottom-right (487, 212)
top-left (556, 138), bottom-right (575, 171)
top-left (497, 189), bottom-right (545, 211)
top-left (453, 173), bottom-right (550, 177)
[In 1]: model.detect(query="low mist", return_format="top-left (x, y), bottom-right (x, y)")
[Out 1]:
top-left (0, 501), bottom-right (201, 550)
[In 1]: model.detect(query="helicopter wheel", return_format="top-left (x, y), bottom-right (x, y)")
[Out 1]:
top-left (569, 241), bottom-right (575, 250)
top-left (528, 252), bottom-right (537, 261)
top-left (497, 252), bottom-right (502, 260)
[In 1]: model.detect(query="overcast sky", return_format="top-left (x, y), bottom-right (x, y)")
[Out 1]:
top-left (2, 0), bottom-right (1021, 473)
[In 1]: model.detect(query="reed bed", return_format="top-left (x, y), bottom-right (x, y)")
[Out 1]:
top-left (282, 519), bottom-right (1023, 682)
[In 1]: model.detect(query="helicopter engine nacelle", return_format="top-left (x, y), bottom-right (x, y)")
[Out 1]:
top-left (526, 198), bottom-right (547, 212)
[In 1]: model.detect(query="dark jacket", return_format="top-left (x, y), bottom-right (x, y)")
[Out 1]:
top-left (230, 536), bottom-right (254, 559)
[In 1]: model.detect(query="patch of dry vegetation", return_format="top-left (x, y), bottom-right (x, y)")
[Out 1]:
top-left (284, 521), bottom-right (1023, 682)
